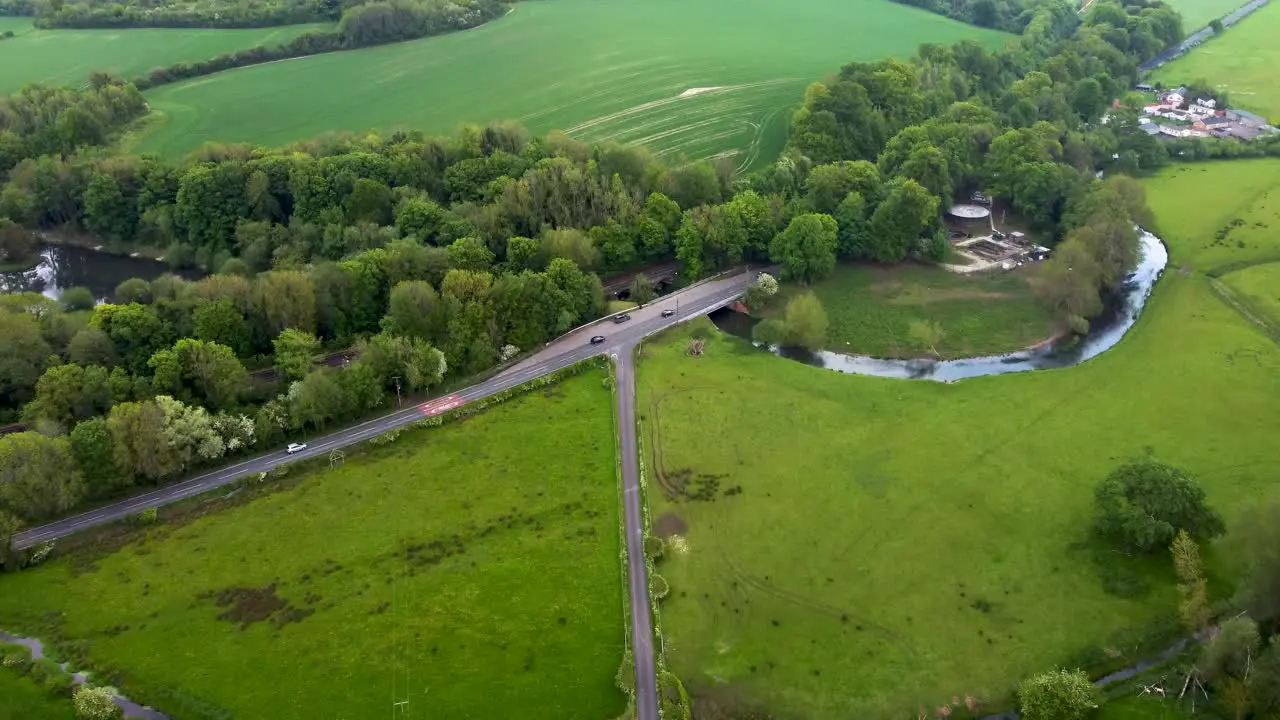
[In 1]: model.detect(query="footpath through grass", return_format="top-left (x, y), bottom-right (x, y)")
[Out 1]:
top-left (1153, 0), bottom-right (1280, 123)
top-left (770, 263), bottom-right (1053, 357)
top-left (136, 0), bottom-right (1007, 166)
top-left (634, 161), bottom-right (1280, 719)
top-left (0, 22), bottom-right (330, 94)
top-left (0, 371), bottom-right (626, 720)
top-left (0, 671), bottom-right (75, 720)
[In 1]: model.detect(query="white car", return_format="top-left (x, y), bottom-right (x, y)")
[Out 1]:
top-left (286, 443), bottom-right (308, 454)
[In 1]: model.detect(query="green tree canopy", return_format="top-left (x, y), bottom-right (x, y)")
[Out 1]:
top-left (769, 213), bottom-right (838, 284)
top-left (1093, 460), bottom-right (1225, 554)
top-left (1018, 668), bottom-right (1102, 720)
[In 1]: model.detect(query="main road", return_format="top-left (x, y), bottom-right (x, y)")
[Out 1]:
top-left (11, 266), bottom-right (760, 720)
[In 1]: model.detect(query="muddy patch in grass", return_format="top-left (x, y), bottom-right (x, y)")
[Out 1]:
top-left (653, 512), bottom-right (688, 538)
top-left (200, 584), bottom-right (315, 629)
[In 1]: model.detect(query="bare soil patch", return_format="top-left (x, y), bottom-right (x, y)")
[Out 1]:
top-left (201, 584), bottom-right (314, 629)
top-left (653, 512), bottom-right (688, 539)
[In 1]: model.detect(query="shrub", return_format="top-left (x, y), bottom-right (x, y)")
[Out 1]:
top-left (615, 653), bottom-right (635, 694)
top-left (652, 573), bottom-right (670, 600)
top-left (29, 656), bottom-right (71, 693)
top-left (1018, 668), bottom-right (1101, 720)
top-left (0, 642), bottom-right (33, 672)
top-left (60, 287), bottom-right (96, 312)
top-left (1092, 460), bottom-right (1224, 553)
top-left (133, 507), bottom-right (157, 525)
top-left (74, 685), bottom-right (123, 720)
top-left (643, 535), bottom-right (665, 559)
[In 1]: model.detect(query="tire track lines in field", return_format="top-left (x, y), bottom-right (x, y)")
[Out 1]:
top-left (565, 79), bottom-right (789, 136)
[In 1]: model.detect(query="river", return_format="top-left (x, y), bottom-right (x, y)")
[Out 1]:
top-left (0, 244), bottom-right (198, 301)
top-left (712, 230), bottom-right (1169, 382)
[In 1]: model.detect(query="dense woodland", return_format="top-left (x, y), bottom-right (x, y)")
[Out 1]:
top-left (0, 0), bottom-right (1252, 535)
top-left (0, 77), bottom-right (147, 175)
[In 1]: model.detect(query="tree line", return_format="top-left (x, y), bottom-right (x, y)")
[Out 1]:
top-left (132, 0), bottom-right (507, 91)
top-left (25, 0), bottom-right (337, 28)
top-left (0, 75), bottom-right (147, 176)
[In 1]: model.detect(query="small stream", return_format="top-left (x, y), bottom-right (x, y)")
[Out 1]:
top-left (712, 230), bottom-right (1169, 382)
top-left (0, 630), bottom-right (170, 719)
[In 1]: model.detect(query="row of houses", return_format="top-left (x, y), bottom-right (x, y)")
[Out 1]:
top-left (1134, 85), bottom-right (1275, 141)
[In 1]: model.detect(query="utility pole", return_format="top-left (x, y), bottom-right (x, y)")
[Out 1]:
top-left (392, 376), bottom-right (402, 409)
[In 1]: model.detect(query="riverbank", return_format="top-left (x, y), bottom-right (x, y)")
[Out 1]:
top-left (724, 232), bottom-right (1166, 381)
top-left (759, 260), bottom-right (1055, 360)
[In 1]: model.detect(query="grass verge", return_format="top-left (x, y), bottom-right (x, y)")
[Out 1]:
top-left (0, 367), bottom-right (626, 720)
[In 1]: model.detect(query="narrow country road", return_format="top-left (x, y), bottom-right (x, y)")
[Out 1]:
top-left (9, 267), bottom-right (764, 720)
top-left (613, 346), bottom-right (658, 720)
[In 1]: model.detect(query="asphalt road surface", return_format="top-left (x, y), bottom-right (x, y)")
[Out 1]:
top-left (614, 344), bottom-right (658, 720)
top-left (11, 267), bottom-right (759, 720)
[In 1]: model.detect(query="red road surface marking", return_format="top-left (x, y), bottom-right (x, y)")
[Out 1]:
top-left (419, 395), bottom-right (466, 417)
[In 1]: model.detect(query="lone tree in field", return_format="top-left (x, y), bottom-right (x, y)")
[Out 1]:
top-left (1093, 460), bottom-right (1224, 554)
top-left (74, 686), bottom-right (122, 720)
top-left (1018, 668), bottom-right (1101, 720)
top-left (629, 273), bottom-right (656, 306)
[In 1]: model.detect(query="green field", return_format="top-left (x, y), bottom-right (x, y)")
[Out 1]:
top-left (0, 671), bottom-right (76, 720)
top-left (1154, 0), bottom-right (1280, 123)
top-left (135, 0), bottom-right (1008, 167)
top-left (1164, 0), bottom-right (1245, 30)
top-left (1221, 261), bottom-right (1280, 328)
top-left (0, 16), bottom-right (33, 35)
top-left (769, 263), bottom-right (1053, 358)
top-left (634, 161), bottom-right (1280, 718)
top-left (0, 372), bottom-right (626, 720)
top-left (0, 22), bottom-right (330, 94)
top-left (1144, 159), bottom-right (1280, 272)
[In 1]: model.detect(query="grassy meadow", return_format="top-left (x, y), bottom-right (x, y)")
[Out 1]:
top-left (0, 22), bottom-right (330, 94)
top-left (769, 263), bottom-right (1053, 358)
top-left (1153, 0), bottom-right (1280, 123)
top-left (1163, 0), bottom-right (1245, 30)
top-left (1221, 262), bottom-right (1280, 327)
top-left (135, 0), bottom-right (1008, 166)
top-left (0, 671), bottom-right (76, 720)
top-left (634, 160), bottom-right (1280, 718)
top-left (0, 372), bottom-right (626, 720)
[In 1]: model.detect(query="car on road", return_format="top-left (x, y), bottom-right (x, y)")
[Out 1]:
top-left (661, 309), bottom-right (676, 317)
top-left (590, 335), bottom-right (606, 345)
top-left (613, 314), bottom-right (631, 323)
top-left (286, 443), bottom-right (308, 454)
